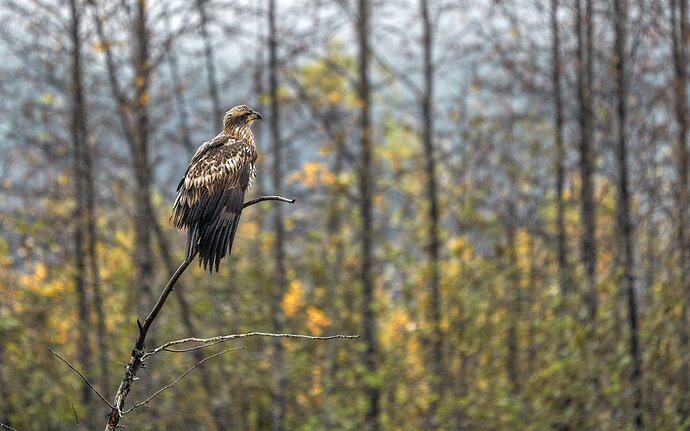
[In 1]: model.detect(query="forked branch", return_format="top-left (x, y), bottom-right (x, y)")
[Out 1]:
top-left (101, 195), bottom-right (358, 431)
top-left (104, 195), bottom-right (296, 430)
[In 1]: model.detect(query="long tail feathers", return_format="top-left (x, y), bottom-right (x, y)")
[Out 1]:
top-left (176, 185), bottom-right (247, 273)
top-left (194, 211), bottom-right (243, 273)
top-left (185, 227), bottom-right (198, 262)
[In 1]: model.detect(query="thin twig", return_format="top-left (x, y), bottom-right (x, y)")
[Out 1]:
top-left (124, 347), bottom-right (244, 414)
top-left (143, 332), bottom-right (360, 360)
top-left (71, 403), bottom-right (80, 430)
top-left (0, 424), bottom-right (18, 431)
top-left (163, 339), bottom-right (225, 353)
top-left (48, 348), bottom-right (115, 410)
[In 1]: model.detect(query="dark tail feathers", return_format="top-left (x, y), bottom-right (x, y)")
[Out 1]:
top-left (190, 213), bottom-right (242, 273)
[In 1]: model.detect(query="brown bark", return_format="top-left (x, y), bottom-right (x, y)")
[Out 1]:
top-left (575, 0), bottom-right (598, 319)
top-left (268, 1), bottom-right (287, 429)
top-left (90, 0), bottom-right (156, 319)
top-left (671, 0), bottom-right (690, 423)
top-left (420, 0), bottom-right (442, 426)
top-left (551, 0), bottom-right (570, 300)
top-left (613, 0), bottom-right (643, 427)
top-left (196, 0), bottom-right (223, 122)
top-left (505, 216), bottom-right (521, 397)
top-left (131, 0), bottom-right (156, 319)
top-left (164, 5), bottom-right (195, 155)
top-left (357, 0), bottom-right (380, 429)
top-left (68, 0), bottom-right (92, 405)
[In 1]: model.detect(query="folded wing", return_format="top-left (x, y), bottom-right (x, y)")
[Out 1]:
top-left (172, 138), bottom-right (257, 272)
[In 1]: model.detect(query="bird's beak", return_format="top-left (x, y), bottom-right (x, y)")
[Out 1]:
top-left (251, 111), bottom-right (262, 121)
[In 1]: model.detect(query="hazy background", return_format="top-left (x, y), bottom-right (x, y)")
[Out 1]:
top-left (0, 0), bottom-right (685, 429)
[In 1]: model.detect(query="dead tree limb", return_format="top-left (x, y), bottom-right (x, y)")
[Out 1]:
top-left (101, 195), bottom-right (357, 430)
top-left (144, 332), bottom-right (360, 360)
top-left (104, 195), bottom-right (294, 430)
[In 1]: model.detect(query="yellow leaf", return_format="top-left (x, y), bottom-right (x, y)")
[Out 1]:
top-left (327, 90), bottom-right (341, 103)
top-left (90, 41), bottom-right (110, 52)
top-left (39, 93), bottom-right (55, 105)
top-left (282, 279), bottom-right (303, 317)
top-left (306, 306), bottom-right (331, 334)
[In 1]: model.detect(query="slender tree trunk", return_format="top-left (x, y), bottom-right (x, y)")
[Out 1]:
top-left (575, 0), bottom-right (597, 320)
top-left (268, 1), bottom-right (286, 429)
top-left (505, 218), bottom-right (521, 397)
top-left (357, 1), bottom-right (380, 429)
top-left (323, 122), bottom-right (345, 428)
top-left (164, 6), bottom-right (194, 155)
top-left (613, 0), bottom-right (643, 427)
top-left (132, 0), bottom-right (156, 318)
top-left (551, 0), bottom-right (570, 301)
top-left (74, 0), bottom-right (108, 396)
top-left (196, 0), bottom-right (223, 122)
top-left (0, 342), bottom-right (10, 427)
top-left (420, 0), bottom-right (443, 426)
top-left (551, 6), bottom-right (573, 414)
top-left (671, 0), bottom-right (690, 423)
top-left (68, 0), bottom-right (92, 406)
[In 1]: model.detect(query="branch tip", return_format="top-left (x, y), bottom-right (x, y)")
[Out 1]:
top-left (48, 347), bottom-right (115, 410)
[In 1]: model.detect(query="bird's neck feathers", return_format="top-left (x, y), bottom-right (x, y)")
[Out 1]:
top-left (223, 123), bottom-right (255, 144)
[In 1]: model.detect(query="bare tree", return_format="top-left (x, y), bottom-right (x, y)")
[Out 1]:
top-left (268, 1), bottom-right (287, 429)
top-left (575, 0), bottom-right (598, 319)
top-left (420, 0), bottom-right (443, 426)
top-left (164, 6), bottom-right (195, 155)
top-left (671, 0), bottom-right (690, 422)
top-left (612, 0), bottom-right (643, 427)
top-left (68, 0), bottom-right (92, 405)
top-left (196, 0), bottom-right (223, 122)
top-left (551, 0), bottom-right (570, 300)
top-left (87, 0), bottom-right (157, 318)
top-left (357, 0), bottom-right (380, 429)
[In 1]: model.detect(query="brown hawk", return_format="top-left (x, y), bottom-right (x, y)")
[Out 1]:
top-left (172, 105), bottom-right (262, 272)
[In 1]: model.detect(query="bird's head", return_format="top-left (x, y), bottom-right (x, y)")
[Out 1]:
top-left (223, 105), bottom-right (262, 137)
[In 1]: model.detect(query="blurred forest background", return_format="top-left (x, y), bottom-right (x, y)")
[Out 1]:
top-left (0, 0), bottom-right (688, 429)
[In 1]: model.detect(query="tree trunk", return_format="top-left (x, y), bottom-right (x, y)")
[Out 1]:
top-left (671, 0), bottom-right (690, 423)
top-left (268, 1), bottom-right (286, 429)
top-left (551, 0), bottom-right (570, 301)
top-left (613, 0), bottom-right (643, 427)
top-left (505, 218), bottom-right (521, 397)
top-left (68, 0), bottom-right (92, 406)
top-left (132, 0), bottom-right (156, 319)
top-left (357, 0), bottom-right (380, 429)
top-left (575, 0), bottom-right (597, 320)
top-left (420, 0), bottom-right (442, 426)
top-left (164, 5), bottom-right (194, 155)
top-left (196, 0), bottom-right (223, 122)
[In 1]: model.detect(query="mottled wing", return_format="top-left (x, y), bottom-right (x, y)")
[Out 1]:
top-left (172, 138), bottom-right (257, 271)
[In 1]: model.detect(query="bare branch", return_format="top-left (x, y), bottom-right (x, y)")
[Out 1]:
top-left (143, 332), bottom-right (360, 360)
top-left (48, 348), bottom-right (114, 410)
top-left (243, 195), bottom-right (295, 207)
top-left (124, 347), bottom-right (244, 414)
top-left (105, 194), bottom-right (297, 430)
top-left (0, 424), bottom-right (18, 431)
top-left (162, 340), bottom-right (225, 353)
top-left (71, 403), bottom-right (80, 430)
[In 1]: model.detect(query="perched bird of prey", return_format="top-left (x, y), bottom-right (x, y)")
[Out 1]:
top-left (172, 105), bottom-right (262, 272)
